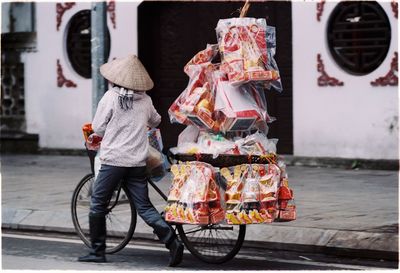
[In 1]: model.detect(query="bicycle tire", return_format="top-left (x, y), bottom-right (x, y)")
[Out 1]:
top-left (71, 173), bottom-right (137, 254)
top-left (177, 223), bottom-right (246, 264)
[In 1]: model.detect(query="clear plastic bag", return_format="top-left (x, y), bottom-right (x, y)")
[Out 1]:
top-left (146, 128), bottom-right (167, 181)
top-left (214, 81), bottom-right (273, 133)
top-left (165, 162), bottom-right (224, 224)
top-left (216, 18), bottom-right (280, 86)
top-left (168, 45), bottom-right (219, 130)
top-left (196, 131), bottom-right (237, 157)
top-left (146, 145), bottom-right (167, 181)
top-left (264, 26), bottom-right (283, 92)
top-left (276, 160), bottom-right (296, 221)
top-left (221, 163), bottom-right (282, 224)
top-left (235, 131), bottom-right (278, 155)
top-left (86, 133), bottom-right (102, 151)
top-left (148, 128), bottom-right (164, 152)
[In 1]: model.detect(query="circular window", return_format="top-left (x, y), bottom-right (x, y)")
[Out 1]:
top-left (66, 10), bottom-right (111, 79)
top-left (327, 1), bottom-right (391, 75)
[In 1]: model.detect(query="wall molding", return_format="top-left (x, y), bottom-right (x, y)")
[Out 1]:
top-left (371, 52), bottom-right (398, 86)
top-left (56, 2), bottom-right (76, 31)
top-left (107, 0), bottom-right (116, 29)
top-left (57, 59), bottom-right (77, 88)
top-left (317, 54), bottom-right (344, 86)
top-left (392, 0), bottom-right (398, 19)
top-left (316, 0), bottom-right (325, 22)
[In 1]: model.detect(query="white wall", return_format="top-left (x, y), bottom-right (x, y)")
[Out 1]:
top-left (23, 2), bottom-right (139, 149)
top-left (21, 1), bottom-right (398, 159)
top-left (293, 1), bottom-right (398, 160)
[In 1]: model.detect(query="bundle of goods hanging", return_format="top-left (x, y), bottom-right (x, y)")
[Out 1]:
top-left (166, 15), bottom-right (296, 225)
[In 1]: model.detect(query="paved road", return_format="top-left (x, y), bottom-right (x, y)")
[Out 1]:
top-left (2, 230), bottom-right (396, 270)
top-left (2, 155), bottom-right (398, 260)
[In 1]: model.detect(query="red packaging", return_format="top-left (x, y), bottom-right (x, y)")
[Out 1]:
top-left (82, 123), bottom-right (94, 141)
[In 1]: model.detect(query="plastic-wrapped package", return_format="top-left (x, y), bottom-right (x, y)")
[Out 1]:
top-left (264, 26), bottom-right (283, 92)
top-left (235, 131), bottom-right (278, 155)
top-left (178, 125), bottom-right (200, 146)
top-left (168, 45), bottom-right (219, 129)
top-left (86, 133), bottom-right (103, 151)
top-left (196, 131), bottom-right (237, 157)
top-left (214, 81), bottom-right (272, 132)
top-left (148, 128), bottom-right (164, 152)
top-left (82, 123), bottom-right (94, 141)
top-left (146, 128), bottom-right (168, 181)
top-left (172, 131), bottom-right (238, 157)
top-left (171, 130), bottom-right (278, 157)
top-left (216, 18), bottom-right (280, 85)
top-left (275, 160), bottom-right (296, 221)
top-left (165, 162), bottom-right (224, 224)
top-left (168, 68), bottom-right (215, 128)
top-left (184, 44), bottom-right (219, 78)
top-left (169, 142), bottom-right (202, 155)
top-left (221, 163), bottom-right (282, 224)
top-left (146, 145), bottom-right (169, 182)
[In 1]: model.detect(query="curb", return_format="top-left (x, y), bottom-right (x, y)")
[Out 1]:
top-left (281, 155), bottom-right (399, 171)
top-left (8, 150), bottom-right (398, 171)
top-left (2, 208), bottom-right (398, 262)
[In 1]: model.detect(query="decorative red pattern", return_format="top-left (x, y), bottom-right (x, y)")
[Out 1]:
top-left (107, 0), bottom-right (116, 29)
top-left (371, 52), bottom-right (398, 86)
top-left (317, 0), bottom-right (325, 22)
top-left (317, 54), bottom-right (344, 87)
top-left (392, 0), bottom-right (398, 19)
top-left (57, 59), bottom-right (77, 88)
top-left (56, 2), bottom-right (75, 31)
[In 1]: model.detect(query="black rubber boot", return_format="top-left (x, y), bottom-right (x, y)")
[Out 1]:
top-left (78, 213), bottom-right (107, 263)
top-left (167, 238), bottom-right (184, 267)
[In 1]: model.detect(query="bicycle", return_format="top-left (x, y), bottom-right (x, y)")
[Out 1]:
top-left (71, 148), bottom-right (246, 264)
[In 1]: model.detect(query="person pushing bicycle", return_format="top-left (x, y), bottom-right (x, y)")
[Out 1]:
top-left (78, 55), bottom-right (184, 267)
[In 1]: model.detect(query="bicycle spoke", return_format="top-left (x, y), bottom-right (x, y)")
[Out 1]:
top-left (180, 223), bottom-right (243, 260)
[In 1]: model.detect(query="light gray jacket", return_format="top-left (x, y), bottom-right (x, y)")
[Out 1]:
top-left (92, 88), bottom-right (161, 167)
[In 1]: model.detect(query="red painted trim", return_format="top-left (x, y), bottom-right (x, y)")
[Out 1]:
top-left (392, 0), bottom-right (398, 19)
top-left (316, 0), bottom-right (325, 22)
top-left (107, 0), bottom-right (116, 29)
top-left (371, 52), bottom-right (398, 86)
top-left (317, 54), bottom-right (344, 87)
top-left (57, 59), bottom-right (77, 88)
top-left (56, 2), bottom-right (76, 31)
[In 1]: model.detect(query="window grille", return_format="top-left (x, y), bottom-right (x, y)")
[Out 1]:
top-left (66, 9), bottom-right (111, 79)
top-left (327, 1), bottom-right (391, 75)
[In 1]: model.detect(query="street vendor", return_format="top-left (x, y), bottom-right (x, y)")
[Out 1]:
top-left (78, 54), bottom-right (184, 267)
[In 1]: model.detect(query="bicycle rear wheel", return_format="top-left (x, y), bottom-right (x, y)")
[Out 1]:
top-left (177, 223), bottom-right (246, 264)
top-left (71, 173), bottom-right (137, 254)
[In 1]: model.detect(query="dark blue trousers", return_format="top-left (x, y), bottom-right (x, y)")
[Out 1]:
top-left (90, 164), bottom-right (175, 245)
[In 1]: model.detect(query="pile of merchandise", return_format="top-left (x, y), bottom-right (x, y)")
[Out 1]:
top-left (165, 162), bottom-right (225, 224)
top-left (222, 161), bottom-right (295, 224)
top-left (165, 16), bottom-right (296, 225)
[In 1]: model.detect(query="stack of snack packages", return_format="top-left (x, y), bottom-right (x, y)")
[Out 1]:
top-left (164, 161), bottom-right (225, 224)
top-left (166, 17), bottom-right (295, 225)
top-left (222, 161), bottom-right (296, 224)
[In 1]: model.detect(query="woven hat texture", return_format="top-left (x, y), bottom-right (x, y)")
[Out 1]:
top-left (100, 55), bottom-right (154, 91)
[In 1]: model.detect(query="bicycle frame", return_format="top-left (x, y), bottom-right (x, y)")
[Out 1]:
top-left (86, 146), bottom-right (168, 201)
top-left (147, 178), bottom-right (168, 202)
top-left (76, 147), bottom-right (246, 263)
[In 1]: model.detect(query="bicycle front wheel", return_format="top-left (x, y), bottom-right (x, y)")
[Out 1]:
top-left (177, 223), bottom-right (246, 264)
top-left (71, 173), bottom-right (137, 254)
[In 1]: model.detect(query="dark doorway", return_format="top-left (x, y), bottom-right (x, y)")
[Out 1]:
top-left (138, 1), bottom-right (293, 154)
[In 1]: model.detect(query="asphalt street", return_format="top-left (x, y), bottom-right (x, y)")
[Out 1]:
top-left (2, 230), bottom-right (397, 270)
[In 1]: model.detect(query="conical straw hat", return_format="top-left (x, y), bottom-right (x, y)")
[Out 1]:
top-left (100, 55), bottom-right (154, 91)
